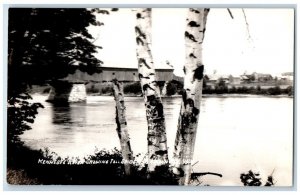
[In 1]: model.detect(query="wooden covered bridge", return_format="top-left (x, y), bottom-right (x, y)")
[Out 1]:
top-left (47, 65), bottom-right (174, 102)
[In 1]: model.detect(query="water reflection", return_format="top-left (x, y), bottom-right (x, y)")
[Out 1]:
top-left (51, 102), bottom-right (87, 126)
top-left (52, 104), bottom-right (72, 125)
top-left (47, 103), bottom-right (88, 147)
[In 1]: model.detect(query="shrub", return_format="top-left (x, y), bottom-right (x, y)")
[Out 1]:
top-left (215, 85), bottom-right (228, 94)
top-left (7, 169), bottom-right (40, 185)
top-left (203, 85), bottom-right (213, 94)
top-left (240, 170), bottom-right (262, 186)
top-left (256, 85), bottom-right (261, 91)
top-left (248, 86), bottom-right (258, 94)
top-left (171, 80), bottom-right (183, 93)
top-left (7, 144), bottom-right (178, 185)
top-left (285, 86), bottom-right (293, 96)
top-left (236, 86), bottom-right (249, 94)
top-left (240, 170), bottom-right (275, 186)
top-left (101, 86), bottom-right (113, 94)
top-left (7, 93), bottom-right (44, 144)
top-left (166, 82), bottom-right (177, 96)
top-left (86, 84), bottom-right (100, 94)
top-left (124, 82), bottom-right (142, 94)
top-left (267, 86), bottom-right (281, 95)
top-left (228, 86), bottom-right (237, 94)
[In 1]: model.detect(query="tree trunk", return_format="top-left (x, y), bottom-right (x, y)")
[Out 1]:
top-left (112, 80), bottom-right (133, 176)
top-left (161, 81), bottom-right (169, 96)
top-left (135, 8), bottom-right (169, 173)
top-left (173, 8), bottom-right (210, 185)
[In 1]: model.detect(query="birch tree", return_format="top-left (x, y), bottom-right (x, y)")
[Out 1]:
top-left (134, 8), bottom-right (169, 173)
top-left (173, 8), bottom-right (210, 185)
top-left (112, 80), bottom-right (133, 176)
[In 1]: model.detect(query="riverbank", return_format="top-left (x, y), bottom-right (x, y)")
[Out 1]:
top-left (6, 142), bottom-right (274, 186)
top-left (6, 143), bottom-right (176, 185)
top-left (30, 83), bottom-right (293, 98)
top-left (86, 93), bottom-right (293, 98)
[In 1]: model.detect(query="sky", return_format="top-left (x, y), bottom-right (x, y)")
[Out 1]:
top-left (88, 8), bottom-right (294, 77)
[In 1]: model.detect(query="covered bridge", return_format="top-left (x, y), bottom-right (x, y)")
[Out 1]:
top-left (47, 65), bottom-right (174, 103)
top-left (61, 66), bottom-right (173, 83)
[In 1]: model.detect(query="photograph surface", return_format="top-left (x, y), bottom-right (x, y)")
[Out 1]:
top-left (6, 7), bottom-right (294, 186)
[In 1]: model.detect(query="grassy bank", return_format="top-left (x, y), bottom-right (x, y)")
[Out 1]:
top-left (6, 143), bottom-right (177, 185)
top-left (7, 143), bottom-right (275, 186)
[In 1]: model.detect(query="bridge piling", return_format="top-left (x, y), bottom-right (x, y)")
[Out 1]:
top-left (46, 81), bottom-right (87, 103)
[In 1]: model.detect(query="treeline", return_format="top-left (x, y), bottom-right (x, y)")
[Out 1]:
top-left (86, 82), bottom-right (142, 95)
top-left (33, 81), bottom-right (293, 96)
top-left (203, 85), bottom-right (293, 96)
top-left (165, 81), bottom-right (293, 96)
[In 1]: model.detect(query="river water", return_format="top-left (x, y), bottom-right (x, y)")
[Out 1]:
top-left (21, 94), bottom-right (293, 186)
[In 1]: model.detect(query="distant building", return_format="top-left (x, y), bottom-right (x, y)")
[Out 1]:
top-left (205, 74), bottom-right (219, 87)
top-left (230, 76), bottom-right (241, 85)
top-left (282, 72), bottom-right (293, 76)
top-left (240, 72), bottom-right (272, 83)
top-left (240, 75), bottom-right (252, 83)
top-left (205, 74), bottom-right (239, 86)
top-left (219, 75), bottom-right (230, 84)
top-left (252, 72), bottom-right (273, 82)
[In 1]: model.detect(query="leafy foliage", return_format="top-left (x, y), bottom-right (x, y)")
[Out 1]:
top-left (166, 82), bottom-right (177, 96)
top-left (124, 82), bottom-right (142, 94)
top-left (7, 8), bottom-right (103, 145)
top-left (7, 145), bottom-right (178, 185)
top-left (7, 93), bottom-right (44, 144)
top-left (267, 86), bottom-right (281, 95)
top-left (240, 170), bottom-right (275, 186)
top-left (240, 170), bottom-right (262, 186)
top-left (8, 8), bottom-right (102, 97)
top-left (286, 86), bottom-right (293, 96)
top-left (202, 84), bottom-right (293, 96)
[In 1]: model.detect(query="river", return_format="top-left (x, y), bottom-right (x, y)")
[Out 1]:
top-left (20, 94), bottom-right (293, 186)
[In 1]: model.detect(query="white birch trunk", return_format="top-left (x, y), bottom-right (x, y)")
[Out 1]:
top-left (173, 8), bottom-right (210, 185)
top-left (135, 8), bottom-right (169, 172)
top-left (112, 80), bottom-right (133, 176)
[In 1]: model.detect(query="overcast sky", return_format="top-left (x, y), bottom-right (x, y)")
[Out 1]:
top-left (88, 8), bottom-right (294, 77)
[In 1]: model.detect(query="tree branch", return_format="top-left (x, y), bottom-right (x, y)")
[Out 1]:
top-left (227, 8), bottom-right (234, 19)
top-left (242, 8), bottom-right (253, 41)
top-left (191, 172), bottom-right (223, 179)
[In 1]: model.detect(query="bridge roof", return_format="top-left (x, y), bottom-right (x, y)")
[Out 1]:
top-left (99, 62), bottom-right (174, 70)
top-left (62, 63), bottom-right (174, 83)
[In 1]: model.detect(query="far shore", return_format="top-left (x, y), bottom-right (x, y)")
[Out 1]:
top-left (32, 92), bottom-right (293, 98)
top-left (82, 93), bottom-right (293, 98)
